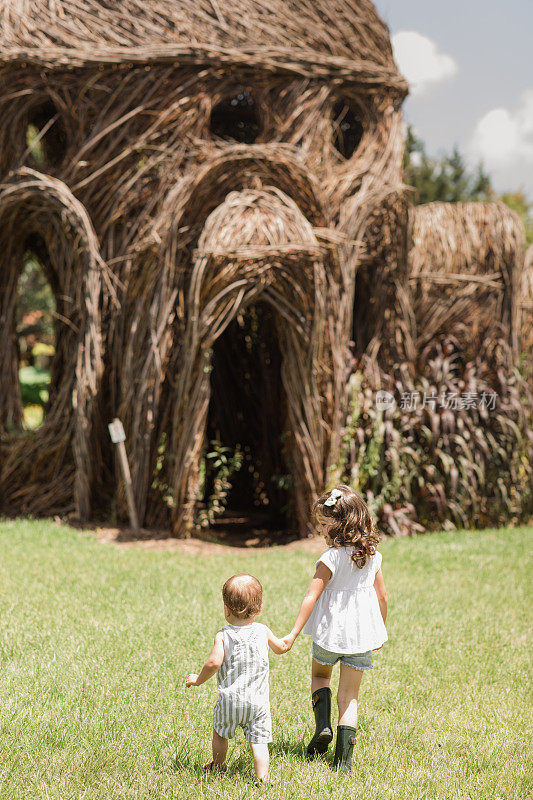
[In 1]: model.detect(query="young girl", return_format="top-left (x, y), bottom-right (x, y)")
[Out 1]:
top-left (283, 485), bottom-right (388, 773)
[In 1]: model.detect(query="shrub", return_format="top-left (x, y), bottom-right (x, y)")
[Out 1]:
top-left (339, 338), bottom-right (533, 535)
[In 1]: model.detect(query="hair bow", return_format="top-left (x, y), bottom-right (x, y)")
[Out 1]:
top-left (324, 488), bottom-right (342, 506)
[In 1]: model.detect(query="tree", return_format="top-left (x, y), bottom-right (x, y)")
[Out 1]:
top-left (499, 191), bottom-right (533, 246)
top-left (404, 126), bottom-right (492, 204)
top-left (404, 128), bottom-right (532, 244)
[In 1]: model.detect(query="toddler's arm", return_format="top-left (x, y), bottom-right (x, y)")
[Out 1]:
top-left (185, 630), bottom-right (224, 687)
top-left (282, 562), bottom-right (332, 650)
top-left (265, 627), bottom-right (289, 654)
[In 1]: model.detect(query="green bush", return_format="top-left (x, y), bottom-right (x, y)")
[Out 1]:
top-left (338, 339), bottom-right (533, 535)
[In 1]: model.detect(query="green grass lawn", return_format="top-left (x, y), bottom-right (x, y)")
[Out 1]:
top-left (0, 520), bottom-right (531, 799)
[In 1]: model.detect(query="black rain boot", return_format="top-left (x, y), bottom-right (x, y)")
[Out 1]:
top-left (333, 725), bottom-right (357, 773)
top-left (306, 687), bottom-right (333, 758)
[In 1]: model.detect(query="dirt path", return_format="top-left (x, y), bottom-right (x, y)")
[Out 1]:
top-left (91, 525), bottom-right (326, 554)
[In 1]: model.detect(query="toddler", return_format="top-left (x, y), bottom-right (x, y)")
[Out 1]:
top-left (186, 573), bottom-right (286, 785)
top-left (283, 485), bottom-right (388, 773)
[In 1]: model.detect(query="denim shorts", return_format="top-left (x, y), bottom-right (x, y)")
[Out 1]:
top-left (312, 642), bottom-right (373, 670)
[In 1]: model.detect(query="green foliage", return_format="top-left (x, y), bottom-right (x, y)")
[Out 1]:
top-left (500, 190), bottom-right (533, 245)
top-left (18, 365), bottom-right (50, 430)
top-left (339, 341), bottom-right (533, 535)
top-left (16, 254), bottom-right (55, 333)
top-left (32, 342), bottom-right (55, 357)
top-left (404, 128), bottom-right (533, 244)
top-left (197, 439), bottom-right (243, 527)
top-left (22, 404), bottom-right (44, 430)
top-left (404, 126), bottom-right (492, 204)
top-left (25, 123), bottom-right (45, 163)
top-left (16, 253), bottom-right (56, 362)
top-left (150, 437), bottom-right (245, 523)
top-left (151, 432), bottom-right (175, 509)
top-left (15, 255), bottom-right (56, 429)
top-left (0, 519), bottom-right (530, 799)
top-left (18, 365), bottom-right (50, 406)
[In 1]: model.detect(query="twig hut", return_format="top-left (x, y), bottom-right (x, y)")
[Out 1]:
top-left (0, 1), bottom-right (528, 536)
top-left (408, 202), bottom-right (524, 358)
top-left (521, 244), bottom-right (533, 367)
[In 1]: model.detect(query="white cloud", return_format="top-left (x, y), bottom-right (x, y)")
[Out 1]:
top-left (469, 90), bottom-right (533, 165)
top-left (467, 90), bottom-right (533, 196)
top-left (392, 30), bottom-right (458, 97)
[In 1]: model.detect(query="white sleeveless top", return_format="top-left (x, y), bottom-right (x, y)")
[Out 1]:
top-left (217, 622), bottom-right (270, 710)
top-left (303, 547), bottom-right (387, 654)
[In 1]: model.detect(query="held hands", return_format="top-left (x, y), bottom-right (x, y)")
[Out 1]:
top-left (281, 632), bottom-right (296, 651)
top-left (185, 673), bottom-right (199, 688)
top-left (269, 634), bottom-right (291, 654)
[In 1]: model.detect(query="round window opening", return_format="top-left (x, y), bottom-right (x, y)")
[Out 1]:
top-left (332, 99), bottom-right (364, 160)
top-left (210, 88), bottom-right (261, 144)
top-left (25, 101), bottom-right (67, 167)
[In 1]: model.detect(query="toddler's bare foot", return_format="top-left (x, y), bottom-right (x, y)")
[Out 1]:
top-left (253, 775), bottom-right (272, 788)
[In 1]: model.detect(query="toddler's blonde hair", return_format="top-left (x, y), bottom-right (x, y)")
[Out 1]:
top-left (222, 574), bottom-right (263, 619)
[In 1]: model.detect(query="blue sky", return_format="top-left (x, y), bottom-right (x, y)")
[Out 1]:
top-left (374, 0), bottom-right (533, 199)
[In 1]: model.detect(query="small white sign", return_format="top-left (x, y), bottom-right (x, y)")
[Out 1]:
top-left (108, 418), bottom-right (126, 443)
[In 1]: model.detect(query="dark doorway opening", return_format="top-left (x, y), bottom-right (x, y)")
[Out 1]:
top-left (200, 303), bottom-right (294, 544)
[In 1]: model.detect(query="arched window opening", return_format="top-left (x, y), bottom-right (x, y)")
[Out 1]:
top-left (210, 88), bottom-right (261, 144)
top-left (25, 101), bottom-right (67, 167)
top-left (332, 99), bottom-right (364, 159)
top-left (16, 251), bottom-right (57, 430)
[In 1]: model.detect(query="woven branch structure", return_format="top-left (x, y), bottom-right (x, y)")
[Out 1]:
top-left (0, 168), bottom-right (103, 518)
top-left (0, 1), bottom-right (529, 535)
top-left (522, 244), bottom-right (533, 363)
top-left (408, 202), bottom-right (524, 358)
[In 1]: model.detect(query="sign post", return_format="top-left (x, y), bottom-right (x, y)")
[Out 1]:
top-left (108, 418), bottom-right (140, 534)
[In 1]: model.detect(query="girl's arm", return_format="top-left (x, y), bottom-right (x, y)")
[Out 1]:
top-left (374, 568), bottom-right (388, 623)
top-left (265, 627), bottom-right (289, 654)
top-left (185, 631), bottom-right (225, 687)
top-left (282, 562), bottom-right (332, 650)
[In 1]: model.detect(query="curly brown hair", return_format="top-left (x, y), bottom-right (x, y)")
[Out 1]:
top-left (314, 485), bottom-right (380, 568)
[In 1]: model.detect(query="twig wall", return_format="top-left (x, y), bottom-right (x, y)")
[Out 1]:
top-left (0, 1), bottom-right (528, 534)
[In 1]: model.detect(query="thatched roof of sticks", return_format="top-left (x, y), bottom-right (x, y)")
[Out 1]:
top-left (0, 0), bottom-right (407, 91)
top-left (408, 202), bottom-right (525, 357)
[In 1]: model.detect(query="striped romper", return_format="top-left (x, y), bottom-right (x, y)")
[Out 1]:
top-left (213, 622), bottom-right (272, 744)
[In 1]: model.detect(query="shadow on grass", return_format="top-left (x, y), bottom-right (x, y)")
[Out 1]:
top-left (171, 745), bottom-right (251, 779)
top-left (171, 737), bottom-right (327, 778)
top-left (269, 736), bottom-right (333, 765)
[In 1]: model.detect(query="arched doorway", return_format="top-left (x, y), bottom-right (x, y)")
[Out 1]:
top-left (121, 154), bottom-right (332, 531)
top-left (200, 302), bottom-right (292, 540)
top-left (0, 171), bottom-right (103, 520)
top-left (166, 188), bottom-right (334, 538)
